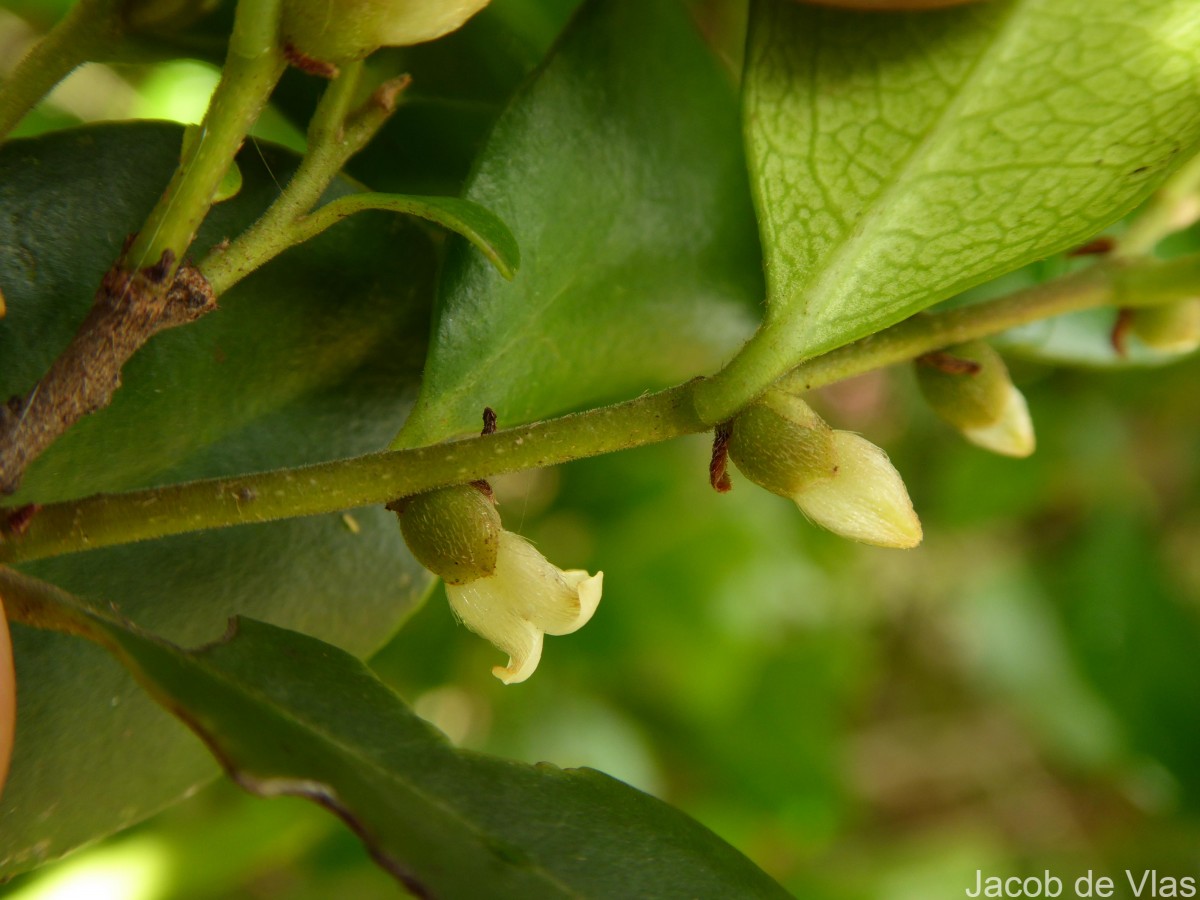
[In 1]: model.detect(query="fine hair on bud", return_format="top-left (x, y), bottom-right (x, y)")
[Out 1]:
top-left (396, 484), bottom-right (502, 585)
top-left (727, 390), bottom-right (836, 498)
top-left (795, 432), bottom-right (923, 549)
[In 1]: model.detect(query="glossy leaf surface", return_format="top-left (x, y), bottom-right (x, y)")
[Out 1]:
top-left (1, 569), bottom-right (791, 900)
top-left (0, 123), bottom-right (434, 872)
top-left (397, 0), bottom-right (763, 446)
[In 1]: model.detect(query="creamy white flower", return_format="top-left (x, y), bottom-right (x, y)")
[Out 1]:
top-left (794, 432), bottom-right (923, 549)
top-left (961, 383), bottom-right (1036, 458)
top-left (445, 532), bottom-right (602, 684)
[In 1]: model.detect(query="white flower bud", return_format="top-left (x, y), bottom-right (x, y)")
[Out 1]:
top-left (959, 383), bottom-right (1035, 458)
top-left (728, 392), bottom-right (922, 548)
top-left (446, 532), bottom-right (602, 684)
top-left (282, 0), bottom-right (492, 68)
top-left (916, 342), bottom-right (1035, 458)
top-left (794, 432), bottom-right (923, 549)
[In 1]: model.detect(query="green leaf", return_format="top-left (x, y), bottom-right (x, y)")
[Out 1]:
top-left (2, 573), bottom-right (791, 899)
top-left (319, 192), bottom-right (520, 280)
top-left (1047, 510), bottom-right (1200, 806)
top-left (694, 0), bottom-right (1200, 421)
top-left (395, 0), bottom-right (763, 446)
top-left (0, 123), bottom-right (434, 873)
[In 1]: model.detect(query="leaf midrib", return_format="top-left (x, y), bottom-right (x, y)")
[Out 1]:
top-left (122, 630), bottom-right (583, 899)
top-left (768, 0), bottom-right (1029, 346)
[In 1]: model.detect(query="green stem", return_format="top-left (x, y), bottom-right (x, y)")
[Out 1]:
top-left (6, 254), bottom-right (1199, 564)
top-left (0, 0), bottom-right (122, 143)
top-left (127, 0), bottom-right (285, 273)
top-left (200, 65), bottom-right (413, 295)
top-left (0, 385), bottom-right (704, 564)
top-left (781, 263), bottom-right (1115, 391)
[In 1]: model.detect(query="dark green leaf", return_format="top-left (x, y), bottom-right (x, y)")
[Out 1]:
top-left (396, 0), bottom-right (763, 446)
top-left (2, 572), bottom-right (791, 899)
top-left (0, 123), bottom-right (434, 873)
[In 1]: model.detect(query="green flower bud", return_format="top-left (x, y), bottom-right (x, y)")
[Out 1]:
top-left (916, 341), bottom-right (1035, 458)
top-left (1131, 298), bottom-right (1200, 355)
top-left (397, 484), bottom-right (501, 585)
top-left (728, 391), bottom-right (922, 548)
top-left (727, 391), bottom-right (836, 497)
top-left (281, 0), bottom-right (492, 68)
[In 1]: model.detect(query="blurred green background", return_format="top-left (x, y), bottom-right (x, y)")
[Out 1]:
top-left (3, 0), bottom-right (1200, 897)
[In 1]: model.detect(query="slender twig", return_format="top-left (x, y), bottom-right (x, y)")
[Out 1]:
top-left (3, 252), bottom-right (1198, 564)
top-left (0, 249), bottom-right (217, 494)
top-left (200, 66), bottom-right (413, 294)
top-left (126, 0), bottom-right (286, 275)
top-left (0, 0), bottom-right (283, 492)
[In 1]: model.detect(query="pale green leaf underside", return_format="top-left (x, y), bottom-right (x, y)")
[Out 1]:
top-left (997, 307), bottom-right (1196, 368)
top-left (706, 0), bottom-right (1200, 418)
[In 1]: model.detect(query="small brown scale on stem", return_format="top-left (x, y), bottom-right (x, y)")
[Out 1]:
top-left (283, 42), bottom-right (339, 79)
top-left (709, 421), bottom-right (733, 493)
top-left (1110, 307), bottom-right (1135, 356)
top-left (0, 239), bottom-right (217, 494)
top-left (471, 407), bottom-right (498, 502)
top-left (916, 350), bottom-right (982, 375)
top-left (1068, 236), bottom-right (1116, 257)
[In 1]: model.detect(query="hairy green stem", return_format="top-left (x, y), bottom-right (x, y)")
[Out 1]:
top-left (127, 0), bottom-right (285, 273)
top-left (781, 255), bottom-right (1200, 393)
top-left (3, 253), bottom-right (1198, 564)
top-left (0, 0), bottom-right (122, 143)
top-left (0, 386), bottom-right (703, 563)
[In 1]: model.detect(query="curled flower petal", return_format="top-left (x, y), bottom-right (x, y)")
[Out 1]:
top-left (445, 532), bottom-right (602, 684)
